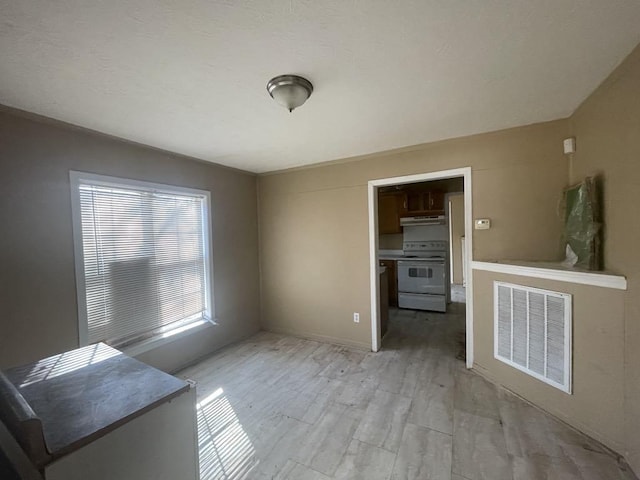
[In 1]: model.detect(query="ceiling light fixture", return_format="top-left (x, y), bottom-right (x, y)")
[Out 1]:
top-left (267, 75), bottom-right (313, 112)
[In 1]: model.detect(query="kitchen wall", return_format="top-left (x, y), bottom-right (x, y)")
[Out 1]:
top-left (0, 107), bottom-right (261, 372)
top-left (569, 42), bottom-right (640, 472)
top-left (258, 119), bottom-right (569, 348)
top-left (473, 269), bottom-right (625, 452)
top-left (378, 233), bottom-right (403, 250)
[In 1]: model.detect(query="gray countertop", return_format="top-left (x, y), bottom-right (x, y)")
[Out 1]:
top-left (3, 343), bottom-right (189, 463)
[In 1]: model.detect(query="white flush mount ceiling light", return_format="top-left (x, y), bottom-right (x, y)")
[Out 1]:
top-left (267, 75), bottom-right (313, 112)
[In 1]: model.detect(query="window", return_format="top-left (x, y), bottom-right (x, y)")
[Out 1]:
top-left (70, 172), bottom-right (214, 349)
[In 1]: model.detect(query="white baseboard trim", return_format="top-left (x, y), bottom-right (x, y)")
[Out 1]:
top-left (262, 326), bottom-right (371, 351)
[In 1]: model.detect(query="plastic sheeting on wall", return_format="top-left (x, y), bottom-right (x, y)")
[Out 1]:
top-left (561, 177), bottom-right (602, 270)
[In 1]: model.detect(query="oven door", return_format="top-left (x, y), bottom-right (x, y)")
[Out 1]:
top-left (397, 260), bottom-right (446, 295)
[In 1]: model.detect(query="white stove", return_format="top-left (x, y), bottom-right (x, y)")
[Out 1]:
top-left (397, 240), bottom-right (449, 312)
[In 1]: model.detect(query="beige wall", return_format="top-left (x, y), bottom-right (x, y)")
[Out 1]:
top-left (258, 120), bottom-right (569, 348)
top-left (569, 43), bottom-right (640, 471)
top-left (0, 108), bottom-right (261, 372)
top-left (378, 233), bottom-right (403, 250)
top-left (449, 193), bottom-right (465, 284)
top-left (473, 269), bottom-right (625, 452)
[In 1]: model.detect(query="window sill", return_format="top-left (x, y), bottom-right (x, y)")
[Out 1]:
top-left (121, 318), bottom-right (216, 357)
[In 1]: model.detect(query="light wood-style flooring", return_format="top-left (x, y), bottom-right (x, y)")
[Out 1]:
top-left (178, 307), bottom-right (635, 480)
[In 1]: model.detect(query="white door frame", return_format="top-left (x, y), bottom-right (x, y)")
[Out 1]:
top-left (367, 167), bottom-right (474, 368)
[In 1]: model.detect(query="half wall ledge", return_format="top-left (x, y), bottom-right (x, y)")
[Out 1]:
top-left (471, 261), bottom-right (627, 290)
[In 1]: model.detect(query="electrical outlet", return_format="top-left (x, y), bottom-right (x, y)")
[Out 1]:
top-left (353, 312), bottom-right (360, 323)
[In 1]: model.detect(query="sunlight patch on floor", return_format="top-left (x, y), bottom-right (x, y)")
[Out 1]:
top-left (197, 388), bottom-right (258, 479)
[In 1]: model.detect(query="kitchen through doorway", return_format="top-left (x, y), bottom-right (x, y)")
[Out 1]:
top-left (367, 168), bottom-right (473, 367)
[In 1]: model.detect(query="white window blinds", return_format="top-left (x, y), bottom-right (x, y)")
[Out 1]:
top-left (70, 172), bottom-right (212, 347)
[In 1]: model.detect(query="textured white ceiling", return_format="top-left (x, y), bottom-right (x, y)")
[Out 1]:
top-left (1, 1), bottom-right (639, 173)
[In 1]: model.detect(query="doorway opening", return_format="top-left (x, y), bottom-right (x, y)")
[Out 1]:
top-left (367, 168), bottom-right (473, 368)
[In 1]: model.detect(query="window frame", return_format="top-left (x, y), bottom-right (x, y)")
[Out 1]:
top-left (69, 171), bottom-right (216, 352)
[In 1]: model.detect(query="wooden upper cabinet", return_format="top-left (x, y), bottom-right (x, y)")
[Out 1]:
top-left (405, 192), bottom-right (422, 213)
top-left (379, 188), bottom-right (445, 233)
top-left (378, 192), bottom-right (406, 234)
top-left (428, 190), bottom-right (445, 212)
top-left (405, 189), bottom-right (445, 214)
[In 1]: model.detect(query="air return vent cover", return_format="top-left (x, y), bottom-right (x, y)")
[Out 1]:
top-left (494, 282), bottom-right (572, 394)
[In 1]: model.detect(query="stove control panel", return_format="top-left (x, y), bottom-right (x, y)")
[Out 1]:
top-left (403, 241), bottom-right (448, 251)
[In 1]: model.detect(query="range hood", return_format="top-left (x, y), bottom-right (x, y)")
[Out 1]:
top-left (400, 215), bottom-right (446, 227)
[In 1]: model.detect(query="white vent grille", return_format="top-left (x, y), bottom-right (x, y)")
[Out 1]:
top-left (494, 282), bottom-right (572, 393)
